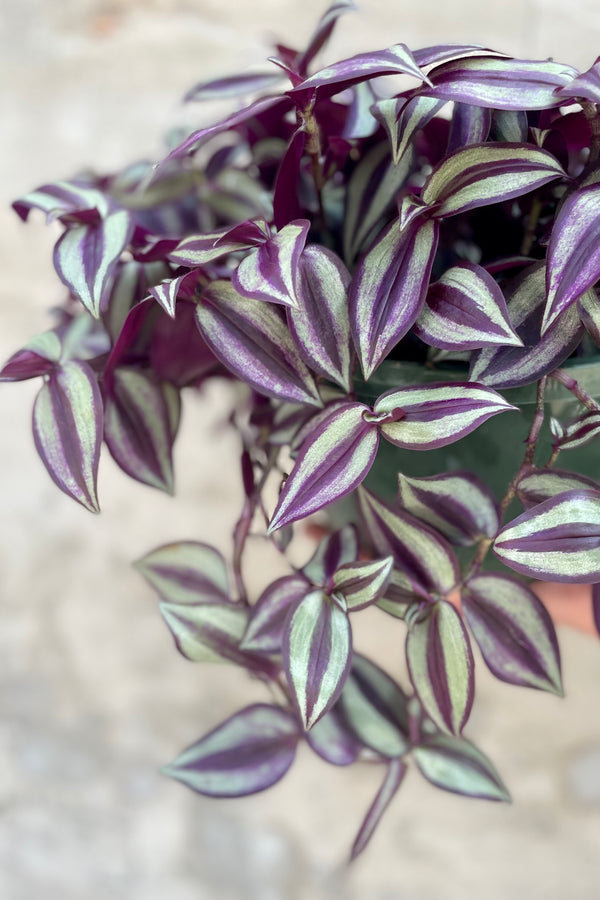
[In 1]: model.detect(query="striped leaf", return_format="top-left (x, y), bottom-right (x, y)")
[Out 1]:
top-left (0, 331), bottom-right (61, 381)
top-left (135, 541), bottom-right (229, 605)
top-left (339, 654), bottom-right (410, 758)
top-left (420, 143), bottom-right (565, 219)
top-left (470, 262), bottom-right (584, 388)
top-left (288, 246), bottom-right (352, 391)
top-left (163, 704), bottom-right (300, 797)
top-left (268, 403), bottom-right (379, 533)
top-left (342, 141), bottom-right (415, 263)
top-left (104, 367), bottom-right (175, 493)
top-left (196, 280), bottom-right (321, 407)
top-left (332, 557), bottom-right (394, 610)
top-left (398, 472), bottom-right (500, 546)
top-left (295, 0), bottom-right (356, 76)
top-left (167, 219), bottom-right (269, 267)
top-left (555, 58), bottom-right (600, 104)
top-left (32, 360), bottom-right (102, 513)
top-left (358, 488), bottom-right (459, 597)
top-left (283, 589), bottom-right (352, 730)
top-left (406, 601), bottom-right (474, 734)
top-left (414, 733), bottom-right (510, 801)
top-left (240, 575), bottom-right (308, 655)
top-left (414, 263), bottom-right (522, 350)
top-left (184, 71), bottom-right (284, 102)
top-left (304, 706), bottom-right (363, 767)
top-left (350, 759), bottom-right (406, 861)
top-left (349, 217), bottom-right (439, 380)
top-left (13, 177), bottom-right (108, 223)
top-left (550, 412), bottom-right (600, 451)
top-left (578, 286), bottom-right (600, 346)
top-left (372, 95), bottom-right (444, 165)
top-left (424, 56), bottom-right (579, 109)
top-left (232, 220), bottom-right (310, 308)
top-left (54, 211), bottom-right (133, 318)
top-left (290, 43), bottom-right (428, 100)
top-left (543, 183), bottom-right (600, 333)
top-left (494, 489), bottom-right (600, 582)
top-left (301, 524), bottom-right (359, 585)
top-left (462, 573), bottom-right (562, 694)
top-left (516, 468), bottom-right (600, 508)
top-left (372, 381), bottom-right (517, 450)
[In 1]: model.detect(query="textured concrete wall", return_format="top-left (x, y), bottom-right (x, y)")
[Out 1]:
top-left (2, 2), bottom-right (600, 898)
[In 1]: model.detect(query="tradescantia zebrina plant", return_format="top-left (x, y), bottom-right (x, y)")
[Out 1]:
top-left (6, 0), bottom-right (600, 859)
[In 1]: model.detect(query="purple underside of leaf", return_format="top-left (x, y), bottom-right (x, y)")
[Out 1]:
top-left (494, 489), bottom-right (600, 581)
top-left (349, 217), bottom-right (439, 380)
top-left (350, 759), bottom-right (406, 861)
top-left (406, 601), bottom-right (474, 735)
top-left (268, 403), bottom-right (379, 533)
top-left (461, 573), bottom-right (562, 694)
top-left (543, 183), bottom-right (600, 332)
top-left (0, 331), bottom-right (62, 381)
top-left (183, 71), bottom-right (285, 102)
top-left (273, 130), bottom-right (307, 230)
top-left (32, 361), bottom-right (102, 513)
top-left (422, 56), bottom-right (579, 109)
top-left (283, 590), bottom-right (352, 730)
top-left (196, 280), bottom-right (321, 407)
top-left (295, 0), bottom-right (356, 76)
top-left (163, 704), bottom-right (300, 798)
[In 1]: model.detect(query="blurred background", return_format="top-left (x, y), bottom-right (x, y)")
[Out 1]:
top-left (1, 1), bottom-right (600, 898)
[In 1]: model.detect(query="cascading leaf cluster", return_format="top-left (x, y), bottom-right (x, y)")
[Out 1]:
top-left (5, 0), bottom-right (600, 859)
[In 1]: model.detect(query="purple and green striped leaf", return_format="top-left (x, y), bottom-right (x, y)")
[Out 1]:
top-left (54, 211), bottom-right (133, 318)
top-left (134, 541), bottom-right (229, 605)
top-left (423, 56), bottom-right (579, 109)
top-left (339, 654), bottom-right (410, 757)
top-left (232, 220), bottom-right (310, 308)
top-left (372, 381), bottom-right (517, 450)
top-left (470, 262), bottom-right (584, 388)
top-left (414, 733), bottom-right (510, 801)
top-left (32, 360), bottom-right (102, 513)
top-left (332, 557), bottom-right (394, 611)
top-left (577, 287), bottom-right (600, 346)
top-left (163, 704), bottom-right (300, 797)
top-left (283, 589), bottom-right (352, 730)
top-left (516, 467), bottom-right (600, 508)
top-left (550, 412), bottom-right (600, 451)
top-left (268, 403), bottom-right (379, 533)
top-left (304, 705), bottom-right (363, 767)
top-left (490, 108), bottom-right (528, 143)
top-left (301, 524), bottom-right (359, 585)
top-left (349, 217), bottom-right (439, 379)
top-left (406, 601), bottom-right (474, 734)
top-left (196, 280), bottom-right (321, 407)
top-left (290, 43), bottom-right (429, 101)
top-left (555, 57), bottom-right (600, 104)
top-left (342, 141), bottom-right (415, 264)
top-left (398, 472), bottom-right (500, 545)
top-left (13, 177), bottom-right (107, 223)
top-left (104, 367), bottom-right (174, 494)
top-left (372, 95), bottom-right (443, 165)
top-left (414, 262), bottom-right (522, 350)
top-left (350, 759), bottom-right (406, 861)
top-left (420, 143), bottom-right (565, 219)
top-left (240, 575), bottom-right (308, 655)
top-left (543, 183), bottom-right (600, 333)
top-left (295, 0), bottom-right (356, 76)
top-left (494, 489), bottom-right (600, 581)
top-left (167, 219), bottom-right (269, 267)
top-left (0, 331), bottom-right (61, 381)
top-left (462, 573), bottom-right (562, 694)
top-left (288, 245), bottom-right (353, 391)
top-left (358, 488), bottom-right (459, 597)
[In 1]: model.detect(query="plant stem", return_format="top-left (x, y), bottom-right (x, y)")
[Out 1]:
top-left (302, 105), bottom-right (328, 233)
top-left (549, 367), bottom-right (600, 413)
top-left (520, 194), bottom-right (542, 256)
top-left (582, 102), bottom-right (600, 166)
